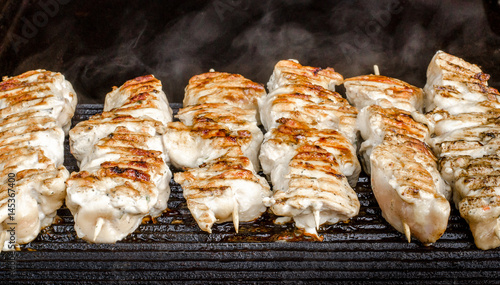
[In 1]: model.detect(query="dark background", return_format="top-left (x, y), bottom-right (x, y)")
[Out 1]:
top-left (0, 0), bottom-right (499, 103)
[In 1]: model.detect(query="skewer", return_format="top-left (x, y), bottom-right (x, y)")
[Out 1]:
top-left (313, 209), bottom-right (321, 230)
top-left (93, 218), bottom-right (105, 242)
top-left (403, 222), bottom-right (411, 243)
top-left (233, 196), bottom-right (240, 233)
top-left (374, 65), bottom-right (380, 76)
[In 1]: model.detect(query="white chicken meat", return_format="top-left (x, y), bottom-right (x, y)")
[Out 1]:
top-left (356, 104), bottom-right (430, 174)
top-left (165, 103), bottom-right (262, 171)
top-left (260, 59), bottom-right (360, 239)
top-left (267, 59), bottom-right (344, 93)
top-left (260, 118), bottom-right (360, 188)
top-left (260, 118), bottom-right (360, 238)
top-left (183, 72), bottom-right (266, 124)
top-left (175, 147), bottom-right (270, 233)
top-left (370, 134), bottom-right (450, 244)
top-left (167, 71), bottom-right (271, 233)
top-left (0, 70), bottom-right (76, 250)
top-left (67, 75), bottom-right (172, 243)
top-left (424, 50), bottom-right (500, 113)
top-left (424, 51), bottom-right (500, 250)
top-left (258, 83), bottom-right (358, 144)
top-left (344, 75), bottom-right (425, 113)
top-left (345, 74), bottom-right (450, 244)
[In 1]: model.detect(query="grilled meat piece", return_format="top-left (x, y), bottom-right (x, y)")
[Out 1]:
top-left (267, 59), bottom-right (344, 93)
top-left (260, 119), bottom-right (360, 238)
top-left (344, 75), bottom-right (424, 113)
top-left (174, 147), bottom-right (271, 233)
top-left (424, 50), bottom-right (500, 113)
top-left (0, 164), bottom-right (68, 247)
top-left (345, 74), bottom-right (450, 244)
top-left (70, 113), bottom-right (165, 164)
top-left (104, 75), bottom-right (172, 125)
top-left (424, 51), bottom-right (500, 250)
top-left (163, 122), bottom-right (232, 169)
top-left (258, 83), bottom-right (358, 144)
top-left (370, 134), bottom-right (450, 244)
top-left (169, 103), bottom-right (262, 171)
top-left (169, 71), bottom-right (270, 233)
top-left (0, 70), bottom-right (76, 250)
top-left (260, 60), bottom-right (359, 238)
top-left (260, 118), bottom-right (360, 188)
top-left (357, 105), bottom-right (430, 174)
top-left (433, 124), bottom-right (500, 158)
top-left (0, 69), bottom-right (77, 133)
top-left (184, 72), bottom-right (266, 124)
top-left (67, 75), bottom-right (172, 243)
top-left (427, 109), bottom-right (500, 138)
top-left (0, 118), bottom-right (65, 166)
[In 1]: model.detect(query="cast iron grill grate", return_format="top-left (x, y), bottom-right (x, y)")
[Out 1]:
top-left (1, 104), bottom-right (499, 284)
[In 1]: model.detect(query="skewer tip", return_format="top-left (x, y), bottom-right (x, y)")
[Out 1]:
top-left (313, 209), bottom-right (321, 230)
top-left (374, 65), bottom-right (380, 76)
top-left (93, 218), bottom-right (105, 242)
top-left (233, 199), bottom-right (239, 233)
top-left (403, 222), bottom-right (411, 243)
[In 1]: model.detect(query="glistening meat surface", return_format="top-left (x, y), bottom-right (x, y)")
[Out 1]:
top-left (66, 75), bottom-right (172, 243)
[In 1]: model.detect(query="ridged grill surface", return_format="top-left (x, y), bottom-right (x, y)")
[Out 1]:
top-left (1, 104), bottom-right (499, 284)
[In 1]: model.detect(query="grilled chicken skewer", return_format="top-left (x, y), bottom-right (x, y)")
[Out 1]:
top-left (0, 70), bottom-right (77, 250)
top-left (259, 60), bottom-right (360, 239)
top-left (67, 75), bottom-right (172, 243)
top-left (166, 72), bottom-right (271, 233)
top-left (345, 74), bottom-right (450, 244)
top-left (424, 51), bottom-right (500, 250)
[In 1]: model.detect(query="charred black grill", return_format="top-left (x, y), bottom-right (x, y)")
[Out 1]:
top-left (1, 104), bottom-right (499, 284)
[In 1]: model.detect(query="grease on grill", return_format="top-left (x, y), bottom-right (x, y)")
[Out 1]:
top-left (19, 177), bottom-right (375, 246)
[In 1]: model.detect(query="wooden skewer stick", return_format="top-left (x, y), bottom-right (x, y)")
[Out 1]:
top-left (313, 209), bottom-right (321, 230)
top-left (403, 222), bottom-right (412, 243)
top-left (374, 65), bottom-right (380, 76)
top-left (233, 195), bottom-right (240, 233)
top-left (93, 217), bottom-right (105, 242)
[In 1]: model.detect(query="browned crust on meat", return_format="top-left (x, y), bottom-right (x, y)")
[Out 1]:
top-left (374, 134), bottom-right (439, 197)
top-left (274, 60), bottom-right (344, 86)
top-left (184, 72), bottom-right (265, 108)
top-left (367, 105), bottom-right (429, 141)
top-left (99, 165), bottom-right (151, 182)
top-left (187, 72), bottom-right (264, 94)
top-left (0, 70), bottom-right (58, 92)
top-left (270, 84), bottom-right (357, 115)
top-left (344, 74), bottom-right (423, 102)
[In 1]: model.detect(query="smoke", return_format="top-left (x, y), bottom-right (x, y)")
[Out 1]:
top-left (2, 0), bottom-right (500, 103)
top-left (222, 1), bottom-right (401, 84)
